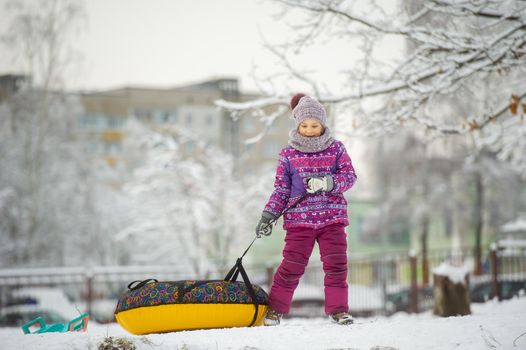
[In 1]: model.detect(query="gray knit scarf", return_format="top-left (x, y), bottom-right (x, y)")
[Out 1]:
top-left (288, 127), bottom-right (334, 153)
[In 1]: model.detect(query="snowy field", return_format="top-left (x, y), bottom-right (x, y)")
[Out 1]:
top-left (1, 297), bottom-right (525, 350)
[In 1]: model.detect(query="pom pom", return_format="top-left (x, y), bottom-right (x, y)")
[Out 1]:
top-left (290, 93), bottom-right (306, 110)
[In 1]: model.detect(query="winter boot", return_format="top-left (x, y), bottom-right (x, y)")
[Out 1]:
top-left (264, 308), bottom-right (282, 326)
top-left (330, 312), bottom-right (354, 325)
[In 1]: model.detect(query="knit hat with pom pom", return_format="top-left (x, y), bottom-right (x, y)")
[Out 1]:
top-left (290, 93), bottom-right (327, 128)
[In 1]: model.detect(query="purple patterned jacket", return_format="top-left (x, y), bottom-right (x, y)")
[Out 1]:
top-left (264, 140), bottom-right (357, 229)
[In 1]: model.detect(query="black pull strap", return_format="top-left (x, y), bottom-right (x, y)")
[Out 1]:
top-left (127, 279), bottom-right (158, 291)
top-left (224, 262), bottom-right (240, 282)
top-left (244, 194), bottom-right (312, 260)
top-left (261, 193), bottom-right (311, 239)
top-left (220, 194), bottom-right (312, 326)
top-left (224, 258), bottom-right (259, 327)
top-left (236, 260), bottom-right (260, 327)
top-left (279, 193), bottom-right (310, 218)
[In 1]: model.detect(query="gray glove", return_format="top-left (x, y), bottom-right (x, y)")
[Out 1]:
top-left (255, 211), bottom-right (277, 238)
top-left (306, 175), bottom-right (334, 193)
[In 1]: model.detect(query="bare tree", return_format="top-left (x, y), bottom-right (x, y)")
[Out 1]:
top-left (2, 0), bottom-right (85, 90)
top-left (0, 0), bottom-right (124, 267)
top-left (218, 0), bottom-right (526, 176)
top-left (117, 121), bottom-right (271, 276)
top-left (215, 0), bottom-right (526, 277)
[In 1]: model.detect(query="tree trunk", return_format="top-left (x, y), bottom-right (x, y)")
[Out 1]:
top-left (421, 167), bottom-right (430, 286)
top-left (473, 172), bottom-right (484, 275)
top-left (433, 273), bottom-right (471, 317)
top-left (421, 214), bottom-right (430, 287)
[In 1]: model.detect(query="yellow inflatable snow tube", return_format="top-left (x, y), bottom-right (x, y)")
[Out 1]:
top-left (115, 280), bottom-right (268, 335)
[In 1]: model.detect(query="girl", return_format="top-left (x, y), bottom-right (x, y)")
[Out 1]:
top-left (256, 93), bottom-right (357, 326)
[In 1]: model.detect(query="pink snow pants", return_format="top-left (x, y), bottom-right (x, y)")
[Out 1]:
top-left (268, 223), bottom-right (349, 315)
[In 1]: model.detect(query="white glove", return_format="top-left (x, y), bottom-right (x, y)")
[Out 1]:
top-left (307, 176), bottom-right (333, 193)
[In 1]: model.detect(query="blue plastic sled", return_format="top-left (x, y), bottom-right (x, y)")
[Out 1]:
top-left (22, 312), bottom-right (90, 334)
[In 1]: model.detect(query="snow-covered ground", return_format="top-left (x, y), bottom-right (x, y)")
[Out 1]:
top-left (1, 297), bottom-right (525, 350)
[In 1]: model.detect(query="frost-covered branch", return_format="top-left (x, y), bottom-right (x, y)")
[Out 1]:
top-left (218, 0), bottom-right (526, 176)
top-left (118, 122), bottom-right (270, 273)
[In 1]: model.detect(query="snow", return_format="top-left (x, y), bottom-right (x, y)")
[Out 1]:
top-left (290, 283), bottom-right (324, 301)
top-left (432, 262), bottom-right (470, 284)
top-left (348, 285), bottom-right (384, 310)
top-left (498, 239), bottom-right (526, 249)
top-left (10, 288), bottom-right (80, 321)
top-left (292, 283), bottom-right (384, 311)
top-left (501, 218), bottom-right (526, 233)
top-left (1, 297), bottom-right (525, 350)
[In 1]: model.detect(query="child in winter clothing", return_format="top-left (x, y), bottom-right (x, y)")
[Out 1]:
top-left (256, 93), bottom-right (357, 326)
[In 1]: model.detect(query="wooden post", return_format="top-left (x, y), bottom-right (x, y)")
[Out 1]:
top-left (432, 263), bottom-right (471, 317)
top-left (422, 257), bottom-right (429, 287)
top-left (473, 173), bottom-right (484, 275)
top-left (85, 271), bottom-right (93, 317)
top-left (410, 253), bottom-right (418, 314)
top-left (381, 278), bottom-right (388, 315)
top-left (490, 245), bottom-right (500, 301)
top-left (421, 215), bottom-right (430, 286)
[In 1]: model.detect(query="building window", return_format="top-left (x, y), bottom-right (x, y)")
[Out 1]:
top-left (79, 114), bottom-right (105, 129)
top-left (134, 108), bottom-right (151, 121)
top-left (219, 80), bottom-right (238, 93)
top-left (153, 110), bottom-right (165, 124)
top-left (163, 111), bottom-right (171, 123)
top-left (186, 113), bottom-right (193, 126)
top-left (99, 115), bottom-right (108, 128)
top-left (165, 111), bottom-right (177, 124)
top-left (105, 142), bottom-right (122, 154)
top-left (108, 116), bottom-right (124, 129)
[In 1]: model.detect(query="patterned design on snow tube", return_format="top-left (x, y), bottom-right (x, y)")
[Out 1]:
top-left (115, 280), bottom-right (268, 314)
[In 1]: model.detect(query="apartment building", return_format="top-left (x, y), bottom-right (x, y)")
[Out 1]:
top-left (78, 78), bottom-right (290, 174)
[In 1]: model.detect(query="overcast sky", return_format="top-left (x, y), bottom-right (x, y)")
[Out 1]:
top-left (74, 0), bottom-right (293, 92)
top-left (0, 0), bottom-right (401, 94)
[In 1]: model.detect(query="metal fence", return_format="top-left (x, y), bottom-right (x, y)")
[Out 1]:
top-left (263, 245), bottom-right (526, 317)
top-left (0, 245), bottom-right (525, 324)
